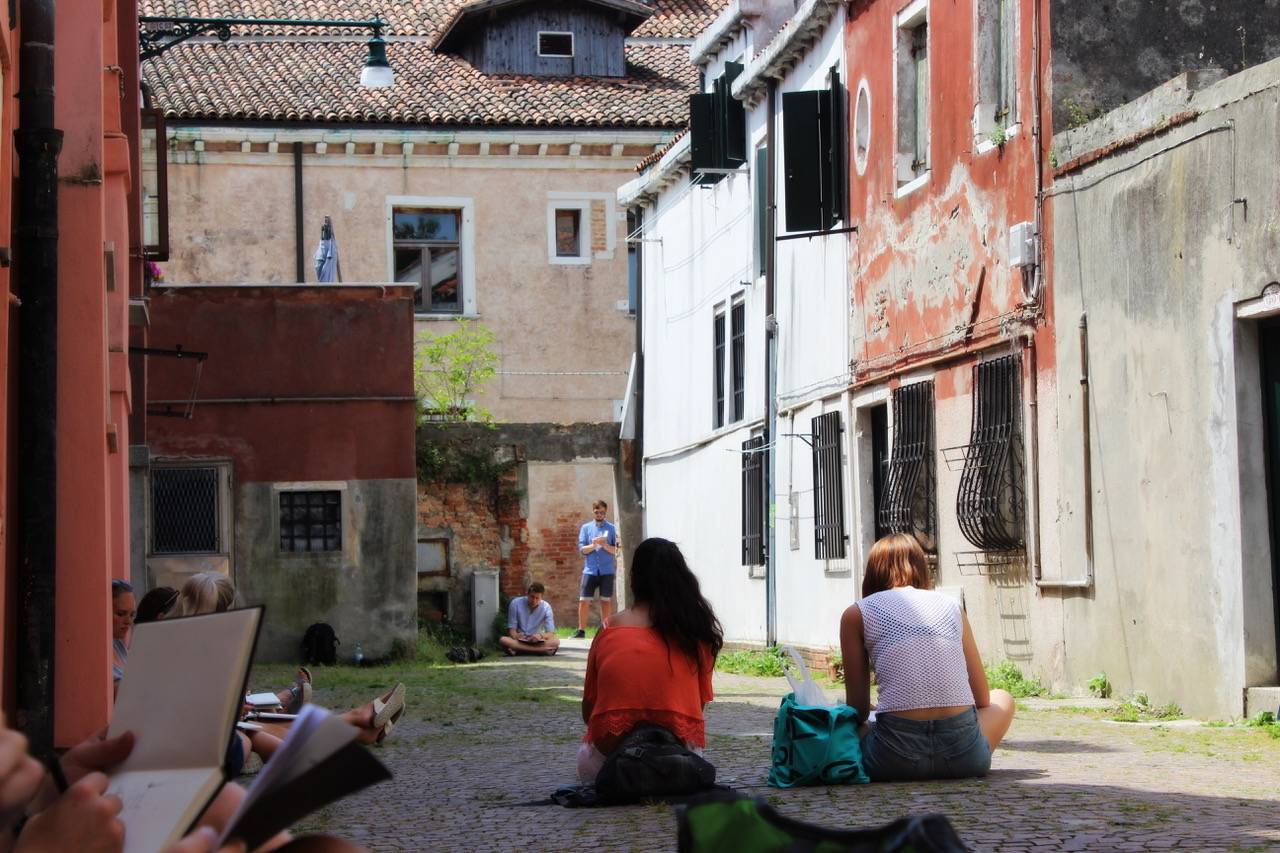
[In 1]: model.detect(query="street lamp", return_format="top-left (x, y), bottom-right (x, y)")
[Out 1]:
top-left (139, 16), bottom-right (395, 89)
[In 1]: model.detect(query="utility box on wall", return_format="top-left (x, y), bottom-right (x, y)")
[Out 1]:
top-left (471, 570), bottom-right (499, 646)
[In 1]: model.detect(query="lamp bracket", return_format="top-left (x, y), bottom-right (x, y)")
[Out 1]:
top-left (139, 16), bottom-right (387, 61)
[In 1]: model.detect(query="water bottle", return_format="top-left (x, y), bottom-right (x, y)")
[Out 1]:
top-left (353, 642), bottom-right (364, 667)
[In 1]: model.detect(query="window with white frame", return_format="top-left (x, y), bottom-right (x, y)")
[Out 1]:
top-left (894, 1), bottom-right (929, 188)
top-left (548, 201), bottom-right (591, 264)
top-left (974, 0), bottom-right (1017, 139)
top-left (538, 31), bottom-right (574, 57)
top-left (393, 207), bottom-right (463, 313)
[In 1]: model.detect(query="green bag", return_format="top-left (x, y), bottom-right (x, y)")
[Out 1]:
top-left (677, 793), bottom-right (967, 853)
top-left (768, 692), bottom-right (869, 788)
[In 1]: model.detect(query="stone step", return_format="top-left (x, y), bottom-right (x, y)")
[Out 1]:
top-left (1244, 685), bottom-right (1280, 718)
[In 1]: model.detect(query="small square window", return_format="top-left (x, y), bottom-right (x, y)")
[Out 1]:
top-left (538, 31), bottom-right (573, 57)
top-left (279, 490), bottom-right (342, 553)
top-left (555, 209), bottom-right (581, 257)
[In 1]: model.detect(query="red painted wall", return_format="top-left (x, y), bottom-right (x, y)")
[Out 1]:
top-left (844, 0), bottom-right (1055, 394)
top-left (144, 286), bottom-right (417, 484)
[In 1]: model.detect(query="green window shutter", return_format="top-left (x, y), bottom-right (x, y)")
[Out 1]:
top-left (722, 62), bottom-right (747, 167)
top-left (783, 90), bottom-right (823, 233)
top-left (823, 73), bottom-right (847, 228)
top-left (690, 93), bottom-right (722, 183)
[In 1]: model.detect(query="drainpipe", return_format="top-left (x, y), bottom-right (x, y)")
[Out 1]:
top-left (15, 0), bottom-right (63, 756)
top-left (1028, 0), bottom-right (1045, 309)
top-left (1023, 332), bottom-right (1042, 579)
top-left (1037, 313), bottom-right (1095, 589)
top-left (293, 142), bottom-right (305, 282)
top-left (764, 81), bottom-right (778, 645)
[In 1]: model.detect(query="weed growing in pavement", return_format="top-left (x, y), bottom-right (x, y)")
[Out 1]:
top-left (1245, 710), bottom-right (1280, 738)
top-left (1087, 672), bottom-right (1112, 699)
top-left (985, 660), bottom-right (1047, 698)
top-left (1110, 692), bottom-right (1183, 723)
top-left (716, 646), bottom-right (787, 677)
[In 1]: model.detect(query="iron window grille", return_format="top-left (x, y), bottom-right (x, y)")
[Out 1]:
top-left (279, 490), bottom-right (342, 553)
top-left (151, 466), bottom-right (220, 554)
top-left (954, 354), bottom-right (1025, 551)
top-left (713, 311), bottom-right (726, 428)
top-left (811, 411), bottom-right (847, 560)
top-left (877, 381), bottom-right (937, 552)
top-left (730, 300), bottom-right (746, 422)
top-left (741, 435), bottom-right (766, 566)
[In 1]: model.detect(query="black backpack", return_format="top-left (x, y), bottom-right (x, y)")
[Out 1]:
top-left (595, 724), bottom-right (717, 805)
top-left (302, 622), bottom-right (339, 665)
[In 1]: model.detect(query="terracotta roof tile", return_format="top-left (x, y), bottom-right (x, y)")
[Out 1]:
top-left (145, 40), bottom-right (699, 127)
top-left (139, 0), bottom-right (722, 39)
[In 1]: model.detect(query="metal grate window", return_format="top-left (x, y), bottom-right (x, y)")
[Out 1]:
top-left (279, 490), bottom-right (342, 553)
top-left (811, 411), bottom-right (847, 560)
top-left (713, 311), bottom-right (726, 428)
top-left (730, 300), bottom-right (745, 422)
top-left (878, 381), bottom-right (937, 551)
top-left (151, 467), bottom-right (219, 554)
top-left (956, 354), bottom-right (1025, 550)
top-left (741, 436), bottom-right (766, 566)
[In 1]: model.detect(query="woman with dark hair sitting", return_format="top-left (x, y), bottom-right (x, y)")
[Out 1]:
top-left (135, 585), bottom-right (179, 624)
top-left (577, 537), bottom-right (723, 782)
top-left (840, 533), bottom-right (1015, 782)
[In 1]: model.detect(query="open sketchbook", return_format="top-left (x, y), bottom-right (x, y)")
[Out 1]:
top-left (107, 607), bottom-right (262, 853)
top-left (220, 705), bottom-right (391, 849)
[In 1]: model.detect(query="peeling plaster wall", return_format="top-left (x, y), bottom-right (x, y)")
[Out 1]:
top-left (1048, 58), bottom-right (1280, 717)
top-left (1049, 0), bottom-right (1280, 132)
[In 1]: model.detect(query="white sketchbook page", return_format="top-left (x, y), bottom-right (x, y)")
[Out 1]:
top-left (220, 705), bottom-right (358, 844)
top-left (110, 767), bottom-right (223, 853)
top-left (108, 608), bottom-right (261, 772)
top-left (246, 692), bottom-right (282, 706)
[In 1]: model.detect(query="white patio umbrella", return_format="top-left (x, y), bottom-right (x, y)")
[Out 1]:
top-left (314, 215), bottom-right (342, 283)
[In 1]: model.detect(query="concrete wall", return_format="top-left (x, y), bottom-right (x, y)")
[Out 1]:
top-left (151, 128), bottom-right (671, 424)
top-left (1048, 0), bottom-right (1280, 132)
top-left (1048, 57), bottom-right (1280, 716)
top-left (142, 285), bottom-right (419, 663)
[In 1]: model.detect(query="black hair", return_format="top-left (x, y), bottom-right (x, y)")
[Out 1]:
top-left (136, 586), bottom-right (179, 624)
top-left (527, 581), bottom-right (546, 594)
top-left (629, 537), bottom-right (723, 672)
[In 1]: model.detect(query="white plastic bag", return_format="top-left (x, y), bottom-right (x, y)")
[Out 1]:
top-left (781, 646), bottom-right (835, 708)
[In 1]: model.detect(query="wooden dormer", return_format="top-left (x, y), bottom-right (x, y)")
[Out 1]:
top-left (434, 0), bottom-right (654, 78)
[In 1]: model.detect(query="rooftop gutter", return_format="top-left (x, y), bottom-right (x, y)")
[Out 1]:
top-left (618, 132), bottom-right (691, 207)
top-left (731, 0), bottom-right (841, 107)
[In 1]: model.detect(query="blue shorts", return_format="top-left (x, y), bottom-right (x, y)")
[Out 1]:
top-left (860, 707), bottom-right (990, 782)
top-left (579, 573), bottom-right (615, 600)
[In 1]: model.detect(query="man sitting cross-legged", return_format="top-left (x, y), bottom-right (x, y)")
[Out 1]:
top-left (500, 582), bottom-right (561, 657)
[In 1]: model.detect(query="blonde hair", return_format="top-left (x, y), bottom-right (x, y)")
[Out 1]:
top-left (861, 533), bottom-right (931, 598)
top-left (177, 572), bottom-right (237, 616)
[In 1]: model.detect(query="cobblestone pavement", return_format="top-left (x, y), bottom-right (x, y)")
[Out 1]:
top-left (277, 640), bottom-right (1280, 852)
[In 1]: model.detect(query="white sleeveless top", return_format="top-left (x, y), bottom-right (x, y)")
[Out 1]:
top-left (859, 586), bottom-right (975, 713)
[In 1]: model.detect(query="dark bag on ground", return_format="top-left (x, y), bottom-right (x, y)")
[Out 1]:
top-left (594, 724), bottom-right (718, 805)
top-left (677, 791), bottom-right (967, 853)
top-left (302, 622), bottom-right (339, 665)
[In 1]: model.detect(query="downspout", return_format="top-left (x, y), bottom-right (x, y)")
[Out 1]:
top-left (764, 81), bottom-right (778, 645)
top-left (1036, 313), bottom-right (1094, 588)
top-left (1023, 333), bottom-right (1042, 579)
top-left (15, 0), bottom-right (63, 755)
top-left (293, 142), bottom-right (305, 282)
top-left (1028, 0), bottom-right (1045, 311)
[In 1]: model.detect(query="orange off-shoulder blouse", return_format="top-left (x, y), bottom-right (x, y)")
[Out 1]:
top-left (582, 624), bottom-right (714, 755)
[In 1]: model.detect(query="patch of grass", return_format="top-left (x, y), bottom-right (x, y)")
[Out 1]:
top-left (1110, 693), bottom-right (1183, 723)
top-left (716, 646), bottom-right (787, 677)
top-left (554, 626), bottom-right (598, 639)
top-left (1245, 711), bottom-right (1280, 738)
top-left (985, 660), bottom-right (1047, 698)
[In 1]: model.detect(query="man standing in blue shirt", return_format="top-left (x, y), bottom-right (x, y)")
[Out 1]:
top-left (500, 582), bottom-right (560, 656)
top-left (574, 499), bottom-right (619, 638)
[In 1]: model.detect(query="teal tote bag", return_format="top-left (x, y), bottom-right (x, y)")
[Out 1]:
top-left (767, 692), bottom-right (869, 787)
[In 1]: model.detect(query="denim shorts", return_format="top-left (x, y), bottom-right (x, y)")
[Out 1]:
top-left (860, 707), bottom-right (990, 782)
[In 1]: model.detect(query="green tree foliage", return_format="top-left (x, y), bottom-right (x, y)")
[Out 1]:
top-left (414, 320), bottom-right (499, 423)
